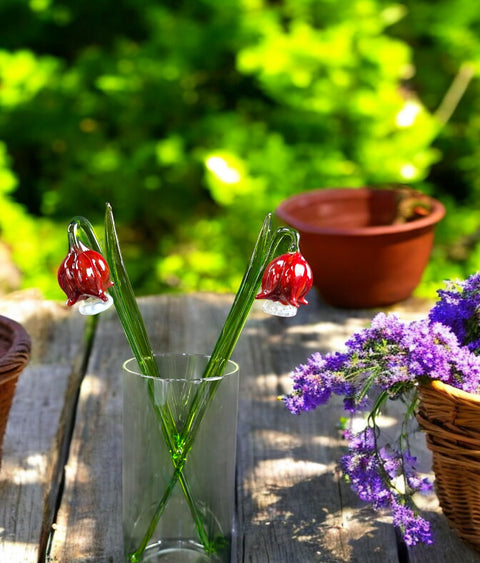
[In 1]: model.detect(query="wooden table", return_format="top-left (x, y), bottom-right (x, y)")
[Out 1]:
top-left (0, 290), bottom-right (479, 562)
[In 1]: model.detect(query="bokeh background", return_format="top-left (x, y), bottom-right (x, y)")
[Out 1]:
top-left (1, 0), bottom-right (480, 301)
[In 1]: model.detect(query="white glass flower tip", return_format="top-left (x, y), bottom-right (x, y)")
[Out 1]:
top-left (78, 294), bottom-right (114, 315)
top-left (261, 300), bottom-right (298, 317)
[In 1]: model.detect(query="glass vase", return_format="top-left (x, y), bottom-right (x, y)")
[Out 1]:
top-left (122, 353), bottom-right (239, 562)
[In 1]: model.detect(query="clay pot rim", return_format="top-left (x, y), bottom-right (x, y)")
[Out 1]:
top-left (276, 187), bottom-right (446, 236)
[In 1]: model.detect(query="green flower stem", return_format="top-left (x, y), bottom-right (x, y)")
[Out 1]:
top-left (127, 393), bottom-right (212, 562)
top-left (68, 212), bottom-right (211, 559)
top-left (103, 206), bottom-right (215, 558)
top-left (70, 210), bottom-right (300, 562)
top-left (130, 214), bottom-right (300, 559)
top-left (180, 215), bottom-right (299, 440)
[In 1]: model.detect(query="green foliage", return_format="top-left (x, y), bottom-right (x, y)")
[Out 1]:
top-left (0, 0), bottom-right (479, 300)
top-left (0, 140), bottom-right (65, 296)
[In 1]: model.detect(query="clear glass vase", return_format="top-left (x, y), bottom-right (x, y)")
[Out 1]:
top-left (122, 353), bottom-right (239, 562)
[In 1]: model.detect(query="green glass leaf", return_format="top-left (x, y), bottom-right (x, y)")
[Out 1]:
top-left (104, 203), bottom-right (159, 378)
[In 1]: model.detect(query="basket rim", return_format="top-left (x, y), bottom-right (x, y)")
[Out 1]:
top-left (0, 315), bottom-right (31, 371)
top-left (419, 379), bottom-right (480, 405)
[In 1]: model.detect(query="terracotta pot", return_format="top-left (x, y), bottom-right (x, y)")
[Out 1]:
top-left (0, 315), bottom-right (31, 464)
top-left (276, 187), bottom-right (445, 308)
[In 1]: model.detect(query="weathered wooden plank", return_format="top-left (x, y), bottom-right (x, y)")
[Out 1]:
top-left (48, 304), bottom-right (125, 563)
top-left (0, 293), bottom-right (88, 563)
top-left (234, 298), bottom-right (401, 562)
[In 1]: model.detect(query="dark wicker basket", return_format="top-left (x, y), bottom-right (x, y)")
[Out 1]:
top-left (417, 380), bottom-right (480, 552)
top-left (0, 315), bottom-right (31, 462)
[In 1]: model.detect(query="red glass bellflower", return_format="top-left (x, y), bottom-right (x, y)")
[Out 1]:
top-left (255, 251), bottom-right (313, 316)
top-left (58, 240), bottom-right (114, 314)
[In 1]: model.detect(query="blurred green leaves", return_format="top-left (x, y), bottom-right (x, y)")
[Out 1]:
top-left (0, 0), bottom-right (479, 299)
top-left (0, 49), bottom-right (59, 107)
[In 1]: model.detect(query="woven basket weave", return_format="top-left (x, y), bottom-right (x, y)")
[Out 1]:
top-left (417, 380), bottom-right (480, 552)
top-left (0, 315), bottom-right (31, 463)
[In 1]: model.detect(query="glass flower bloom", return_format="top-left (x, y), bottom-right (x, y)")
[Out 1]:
top-left (58, 240), bottom-right (114, 315)
top-left (255, 251), bottom-right (313, 317)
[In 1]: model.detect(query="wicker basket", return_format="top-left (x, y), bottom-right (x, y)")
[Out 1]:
top-left (0, 315), bottom-right (31, 463)
top-left (417, 380), bottom-right (480, 552)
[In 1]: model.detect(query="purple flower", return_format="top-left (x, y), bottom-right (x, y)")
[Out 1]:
top-left (283, 353), bottom-right (332, 414)
top-left (283, 351), bottom-right (358, 414)
top-left (340, 428), bottom-right (393, 509)
top-left (284, 272), bottom-right (480, 547)
top-left (429, 273), bottom-right (480, 353)
top-left (391, 499), bottom-right (433, 546)
top-left (401, 451), bottom-right (433, 493)
top-left (340, 427), bottom-right (433, 544)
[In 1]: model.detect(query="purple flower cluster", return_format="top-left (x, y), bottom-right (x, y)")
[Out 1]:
top-left (340, 427), bottom-right (433, 546)
top-left (429, 272), bottom-right (480, 353)
top-left (283, 352), bottom-right (355, 414)
top-left (391, 500), bottom-right (433, 546)
top-left (284, 272), bottom-right (480, 547)
top-left (285, 312), bottom-right (480, 416)
top-left (340, 428), bottom-right (393, 509)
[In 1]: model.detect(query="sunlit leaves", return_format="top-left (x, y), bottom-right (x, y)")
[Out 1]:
top-left (0, 49), bottom-right (59, 107)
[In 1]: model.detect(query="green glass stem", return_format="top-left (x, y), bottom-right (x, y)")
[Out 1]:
top-left (130, 378), bottom-right (213, 560)
top-left (104, 207), bottom-right (217, 558)
top-left (126, 405), bottom-right (209, 563)
top-left (129, 214), bottom-right (300, 559)
top-left (127, 399), bottom-right (220, 562)
top-left (69, 212), bottom-right (210, 559)
top-left (179, 215), bottom-right (299, 442)
top-left (69, 210), bottom-right (299, 562)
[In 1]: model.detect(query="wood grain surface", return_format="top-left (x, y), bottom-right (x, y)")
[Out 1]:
top-left (0, 291), bottom-right (478, 562)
